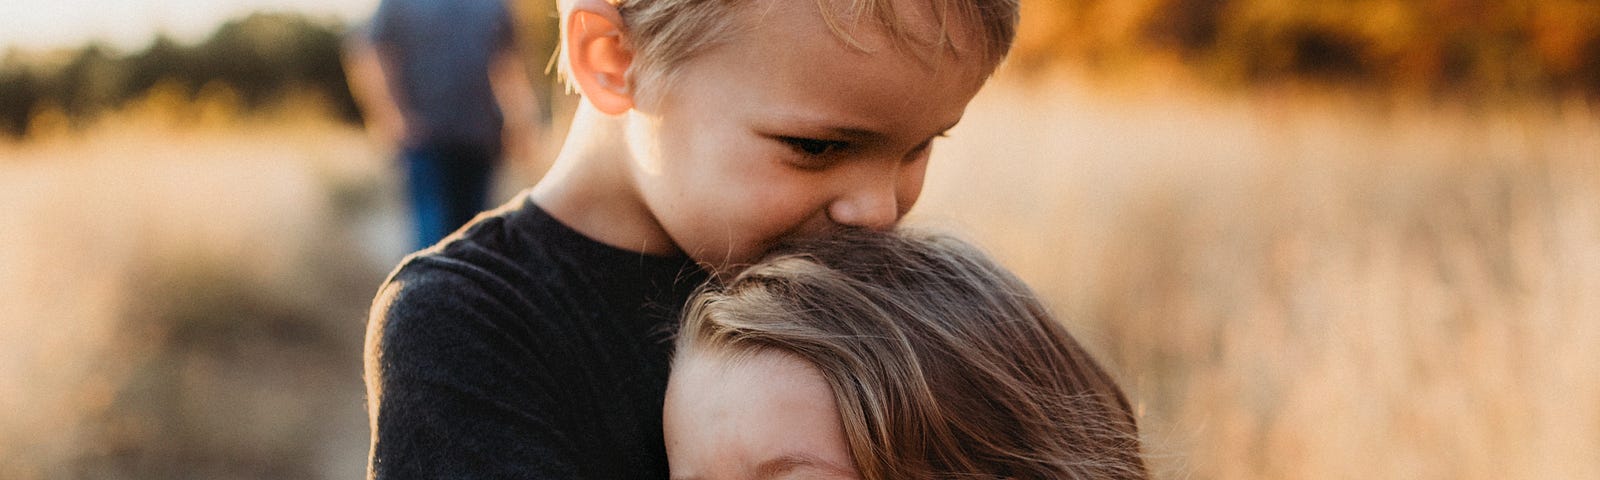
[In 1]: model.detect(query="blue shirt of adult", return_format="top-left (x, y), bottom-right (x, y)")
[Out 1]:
top-left (369, 0), bottom-right (513, 150)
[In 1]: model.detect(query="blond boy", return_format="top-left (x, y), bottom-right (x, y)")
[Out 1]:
top-left (364, 0), bottom-right (1018, 477)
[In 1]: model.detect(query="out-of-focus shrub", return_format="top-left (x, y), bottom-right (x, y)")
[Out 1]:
top-left (0, 13), bottom-right (360, 140)
top-left (1013, 0), bottom-right (1600, 98)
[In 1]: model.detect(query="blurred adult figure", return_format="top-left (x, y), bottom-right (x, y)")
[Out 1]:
top-left (344, 0), bottom-right (538, 251)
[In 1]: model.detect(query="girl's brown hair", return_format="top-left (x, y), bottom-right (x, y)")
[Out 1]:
top-left (675, 229), bottom-right (1148, 479)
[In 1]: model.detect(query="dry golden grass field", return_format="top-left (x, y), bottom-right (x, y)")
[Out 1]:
top-left (919, 75), bottom-right (1600, 479)
top-left (1, 74), bottom-right (1597, 478)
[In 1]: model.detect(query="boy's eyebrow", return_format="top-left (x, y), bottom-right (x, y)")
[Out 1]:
top-left (771, 115), bottom-right (963, 142)
top-left (822, 125), bottom-right (883, 141)
top-left (763, 113), bottom-right (884, 140)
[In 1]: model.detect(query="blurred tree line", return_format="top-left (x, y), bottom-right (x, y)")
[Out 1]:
top-left (1014, 0), bottom-right (1600, 97)
top-left (0, 13), bottom-right (360, 139)
top-left (4, 1), bottom-right (1598, 140)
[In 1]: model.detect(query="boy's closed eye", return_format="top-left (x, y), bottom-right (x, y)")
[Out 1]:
top-left (908, 131), bottom-right (949, 158)
top-left (772, 130), bottom-right (949, 168)
top-left (773, 136), bottom-right (851, 170)
top-left (779, 136), bottom-right (850, 156)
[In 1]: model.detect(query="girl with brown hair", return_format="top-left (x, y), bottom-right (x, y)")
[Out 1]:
top-left (665, 230), bottom-right (1148, 480)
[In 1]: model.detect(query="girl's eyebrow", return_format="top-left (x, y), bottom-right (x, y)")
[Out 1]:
top-left (753, 453), bottom-right (857, 479)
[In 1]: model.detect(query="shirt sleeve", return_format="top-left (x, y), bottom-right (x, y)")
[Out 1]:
top-left (365, 261), bottom-right (581, 479)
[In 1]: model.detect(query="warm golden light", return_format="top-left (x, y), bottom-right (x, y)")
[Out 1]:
top-left (2, 1), bottom-right (1597, 478)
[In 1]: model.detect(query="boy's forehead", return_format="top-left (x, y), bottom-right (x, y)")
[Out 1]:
top-left (739, 0), bottom-right (991, 83)
top-left (744, 0), bottom-right (983, 65)
top-left (639, 0), bottom-right (991, 141)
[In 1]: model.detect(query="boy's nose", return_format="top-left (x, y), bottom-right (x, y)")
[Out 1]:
top-left (826, 173), bottom-right (901, 232)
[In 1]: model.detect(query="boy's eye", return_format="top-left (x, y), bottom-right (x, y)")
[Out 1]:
top-left (909, 139), bottom-right (933, 158)
top-left (903, 135), bottom-right (942, 163)
top-left (778, 137), bottom-right (849, 157)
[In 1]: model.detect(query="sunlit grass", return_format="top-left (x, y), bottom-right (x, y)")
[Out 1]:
top-left (918, 74), bottom-right (1600, 479)
top-left (0, 92), bottom-right (391, 479)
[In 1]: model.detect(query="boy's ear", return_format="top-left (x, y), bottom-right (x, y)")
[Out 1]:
top-left (565, 0), bottom-right (634, 115)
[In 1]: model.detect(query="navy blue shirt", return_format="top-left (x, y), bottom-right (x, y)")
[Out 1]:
top-left (366, 194), bottom-right (708, 478)
top-left (369, 0), bottom-right (512, 149)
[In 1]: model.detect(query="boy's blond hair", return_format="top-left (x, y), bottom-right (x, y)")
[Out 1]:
top-left (558, 0), bottom-right (1020, 99)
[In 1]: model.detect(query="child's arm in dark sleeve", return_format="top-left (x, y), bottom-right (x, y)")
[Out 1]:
top-left (364, 261), bottom-right (580, 479)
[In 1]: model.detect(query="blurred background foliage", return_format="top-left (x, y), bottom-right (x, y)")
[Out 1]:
top-left (0, 13), bottom-right (360, 139)
top-left (4, 1), bottom-right (1600, 140)
top-left (1015, 0), bottom-right (1600, 97)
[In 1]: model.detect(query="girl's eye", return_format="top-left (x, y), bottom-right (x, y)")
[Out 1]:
top-left (779, 137), bottom-right (848, 157)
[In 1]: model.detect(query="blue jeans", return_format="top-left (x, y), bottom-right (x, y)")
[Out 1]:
top-left (404, 142), bottom-right (498, 250)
